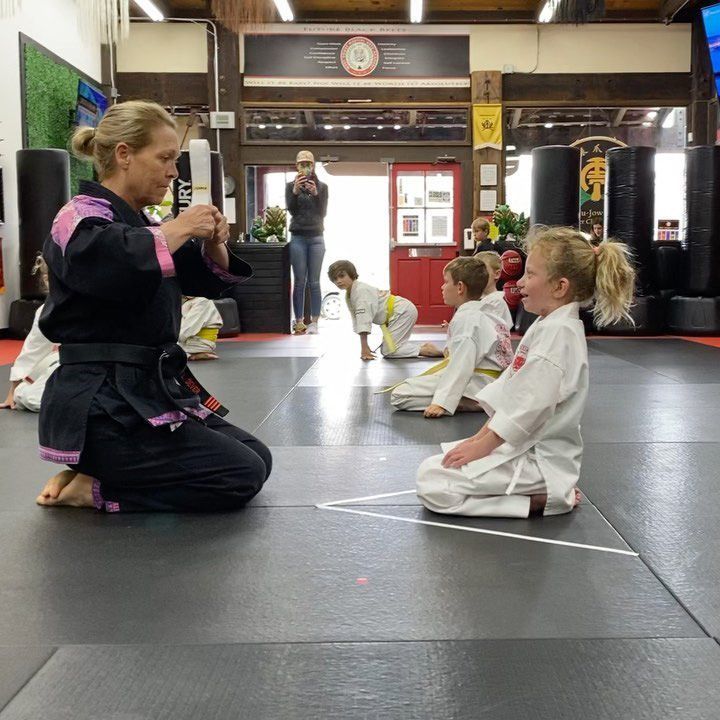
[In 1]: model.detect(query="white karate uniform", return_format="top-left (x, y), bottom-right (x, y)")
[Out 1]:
top-left (390, 300), bottom-right (513, 414)
top-left (178, 297), bottom-right (223, 355)
top-left (9, 304), bottom-right (59, 413)
top-left (478, 290), bottom-right (513, 330)
top-left (347, 280), bottom-right (419, 358)
top-left (416, 302), bottom-right (587, 518)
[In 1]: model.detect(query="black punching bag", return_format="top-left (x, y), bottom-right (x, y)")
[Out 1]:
top-left (531, 146), bottom-right (581, 227)
top-left (16, 149), bottom-right (70, 298)
top-left (605, 147), bottom-right (655, 295)
top-left (172, 149), bottom-right (225, 216)
top-left (684, 146), bottom-right (720, 296)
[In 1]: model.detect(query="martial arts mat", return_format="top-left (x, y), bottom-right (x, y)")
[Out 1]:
top-left (3, 639), bottom-right (719, 720)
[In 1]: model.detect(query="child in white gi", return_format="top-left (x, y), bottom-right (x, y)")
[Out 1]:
top-left (390, 257), bottom-right (512, 417)
top-left (417, 228), bottom-right (635, 518)
top-left (0, 304), bottom-right (58, 412)
top-left (178, 296), bottom-right (223, 361)
top-left (474, 251), bottom-right (513, 330)
top-left (328, 260), bottom-right (435, 360)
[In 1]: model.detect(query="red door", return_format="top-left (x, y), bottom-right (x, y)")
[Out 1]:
top-left (389, 163), bottom-right (461, 325)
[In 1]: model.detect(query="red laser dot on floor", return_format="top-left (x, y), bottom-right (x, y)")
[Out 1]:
top-left (356, 578), bottom-right (368, 585)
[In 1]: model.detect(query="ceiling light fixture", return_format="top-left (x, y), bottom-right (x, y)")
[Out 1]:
top-left (133, 0), bottom-right (164, 21)
top-left (272, 0), bottom-right (294, 21)
top-left (544, 122), bottom-right (553, 128)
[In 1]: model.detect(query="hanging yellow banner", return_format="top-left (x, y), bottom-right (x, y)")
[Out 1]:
top-left (472, 104), bottom-right (502, 150)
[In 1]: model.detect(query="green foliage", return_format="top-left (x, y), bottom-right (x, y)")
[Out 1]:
top-left (251, 206), bottom-right (287, 242)
top-left (492, 204), bottom-right (529, 242)
top-left (24, 44), bottom-right (94, 195)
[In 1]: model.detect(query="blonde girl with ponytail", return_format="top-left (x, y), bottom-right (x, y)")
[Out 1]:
top-left (417, 226), bottom-right (635, 519)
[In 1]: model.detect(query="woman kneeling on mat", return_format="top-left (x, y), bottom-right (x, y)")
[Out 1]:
top-left (35, 100), bottom-right (272, 512)
top-left (417, 227), bottom-right (635, 518)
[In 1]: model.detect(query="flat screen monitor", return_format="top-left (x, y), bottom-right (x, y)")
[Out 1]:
top-left (76, 78), bottom-right (108, 128)
top-left (702, 3), bottom-right (720, 97)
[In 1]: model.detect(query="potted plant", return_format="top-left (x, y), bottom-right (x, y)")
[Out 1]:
top-left (250, 206), bottom-right (288, 243)
top-left (492, 204), bottom-right (529, 243)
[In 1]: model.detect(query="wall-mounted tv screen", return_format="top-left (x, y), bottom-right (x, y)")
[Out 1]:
top-left (76, 78), bottom-right (108, 128)
top-left (702, 3), bottom-right (720, 97)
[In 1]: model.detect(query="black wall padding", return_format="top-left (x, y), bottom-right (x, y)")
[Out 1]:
top-left (172, 150), bottom-right (225, 217)
top-left (653, 241), bottom-right (683, 293)
top-left (684, 145), bottom-right (720, 296)
top-left (530, 146), bottom-right (581, 227)
top-left (604, 146), bottom-right (655, 295)
top-left (16, 149), bottom-right (70, 299)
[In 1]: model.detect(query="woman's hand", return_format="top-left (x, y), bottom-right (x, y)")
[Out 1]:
top-left (293, 175), bottom-right (305, 196)
top-left (162, 205), bottom-right (216, 252)
top-left (304, 178), bottom-right (318, 196)
top-left (209, 207), bottom-right (230, 246)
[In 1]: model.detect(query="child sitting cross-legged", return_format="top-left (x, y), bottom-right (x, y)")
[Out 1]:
top-left (390, 257), bottom-right (513, 417)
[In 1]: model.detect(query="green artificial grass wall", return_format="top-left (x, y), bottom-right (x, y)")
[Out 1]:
top-left (23, 42), bottom-right (95, 194)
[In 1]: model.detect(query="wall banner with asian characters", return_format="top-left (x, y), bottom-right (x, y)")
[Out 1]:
top-left (570, 135), bottom-right (626, 232)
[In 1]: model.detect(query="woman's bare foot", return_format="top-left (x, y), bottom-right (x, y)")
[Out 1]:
top-left (37, 473), bottom-right (95, 508)
top-left (456, 397), bottom-right (482, 412)
top-left (36, 470), bottom-right (76, 505)
top-left (419, 342), bottom-right (445, 358)
top-left (188, 351), bottom-right (218, 361)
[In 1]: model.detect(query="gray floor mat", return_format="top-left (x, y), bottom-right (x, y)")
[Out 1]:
top-left (582, 383), bottom-right (720, 443)
top-left (0, 507), bottom-right (699, 645)
top-left (581, 441), bottom-right (720, 638)
top-left (255, 387), bottom-right (486, 445)
top-left (3, 639), bottom-right (719, 720)
top-left (0, 647), bottom-right (55, 714)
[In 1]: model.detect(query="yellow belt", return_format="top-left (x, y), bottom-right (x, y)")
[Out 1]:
top-left (198, 327), bottom-right (220, 342)
top-left (376, 356), bottom-right (501, 394)
top-left (380, 295), bottom-right (397, 354)
top-left (348, 293), bottom-right (398, 354)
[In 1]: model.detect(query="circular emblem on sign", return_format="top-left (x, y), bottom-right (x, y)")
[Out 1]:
top-left (340, 36), bottom-right (379, 77)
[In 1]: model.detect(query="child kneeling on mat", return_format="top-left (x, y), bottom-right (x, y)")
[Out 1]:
top-left (390, 257), bottom-right (512, 417)
top-left (474, 251), bottom-right (513, 329)
top-left (179, 296), bottom-right (223, 361)
top-left (328, 260), bottom-right (436, 361)
top-left (416, 228), bottom-right (635, 518)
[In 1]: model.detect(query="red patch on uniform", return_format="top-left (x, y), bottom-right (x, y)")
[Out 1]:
top-left (512, 344), bottom-right (529, 372)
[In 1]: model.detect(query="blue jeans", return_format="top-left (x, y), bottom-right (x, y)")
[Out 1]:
top-left (289, 234), bottom-right (325, 320)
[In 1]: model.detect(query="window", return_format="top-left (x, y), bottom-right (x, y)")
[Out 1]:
top-left (395, 169), bottom-right (455, 245)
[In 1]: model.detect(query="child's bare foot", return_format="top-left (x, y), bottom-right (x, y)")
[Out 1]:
top-left (574, 487), bottom-right (582, 506)
top-left (419, 342), bottom-right (444, 358)
top-left (188, 351), bottom-right (218, 361)
top-left (37, 473), bottom-right (95, 508)
top-left (529, 493), bottom-right (547, 517)
top-left (36, 470), bottom-right (76, 505)
top-left (456, 397), bottom-right (482, 412)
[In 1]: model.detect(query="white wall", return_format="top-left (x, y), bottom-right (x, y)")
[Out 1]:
top-left (118, 21), bottom-right (692, 75)
top-left (0, 0), bottom-right (103, 327)
top-left (116, 22), bottom-right (207, 73)
top-left (469, 23), bottom-right (691, 73)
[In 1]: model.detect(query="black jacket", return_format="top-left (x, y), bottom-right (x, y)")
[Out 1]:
top-left (285, 175), bottom-right (329, 235)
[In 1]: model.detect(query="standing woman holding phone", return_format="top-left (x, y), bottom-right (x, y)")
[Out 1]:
top-left (285, 150), bottom-right (329, 334)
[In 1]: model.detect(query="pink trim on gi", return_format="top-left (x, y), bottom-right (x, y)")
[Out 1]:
top-left (147, 226), bottom-right (176, 278)
top-left (92, 479), bottom-right (120, 513)
top-left (51, 195), bottom-right (114, 254)
top-left (147, 410), bottom-right (188, 427)
top-left (185, 405), bottom-right (213, 420)
top-left (39, 446), bottom-right (81, 464)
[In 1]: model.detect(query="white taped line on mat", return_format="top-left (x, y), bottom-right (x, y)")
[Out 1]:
top-left (316, 503), bottom-right (639, 557)
top-left (318, 489), bottom-right (418, 507)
